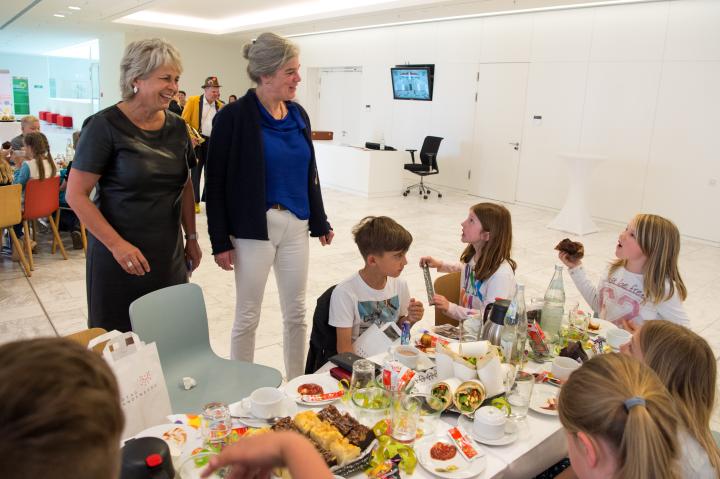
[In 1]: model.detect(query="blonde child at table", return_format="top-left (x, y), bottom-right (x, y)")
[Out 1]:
top-left (622, 320), bottom-right (720, 477)
top-left (420, 202), bottom-right (517, 336)
top-left (12, 131), bottom-right (56, 193)
top-left (558, 353), bottom-right (681, 479)
top-left (559, 213), bottom-right (688, 330)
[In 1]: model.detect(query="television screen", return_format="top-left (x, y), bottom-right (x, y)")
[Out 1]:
top-left (391, 66), bottom-right (433, 101)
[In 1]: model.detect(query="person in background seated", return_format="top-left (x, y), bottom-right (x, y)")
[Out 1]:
top-left (559, 213), bottom-right (689, 328)
top-left (0, 337), bottom-right (125, 479)
top-left (12, 131), bottom-right (56, 192)
top-left (329, 216), bottom-right (424, 355)
top-left (201, 431), bottom-right (334, 479)
top-left (10, 115), bottom-right (40, 150)
top-left (57, 130), bottom-right (83, 249)
top-left (621, 320), bottom-right (720, 477)
top-left (227, 94), bottom-right (237, 103)
top-left (0, 152), bottom-right (12, 186)
top-left (558, 353), bottom-right (681, 479)
top-left (178, 89), bottom-right (187, 109)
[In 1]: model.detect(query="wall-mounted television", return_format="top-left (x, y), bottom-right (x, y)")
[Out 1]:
top-left (391, 64), bottom-right (434, 101)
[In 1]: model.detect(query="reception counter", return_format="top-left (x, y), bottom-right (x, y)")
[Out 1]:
top-left (313, 142), bottom-right (407, 198)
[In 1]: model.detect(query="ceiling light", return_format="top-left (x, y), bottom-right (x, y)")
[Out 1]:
top-left (68, 6), bottom-right (81, 10)
top-left (53, 13), bottom-right (65, 18)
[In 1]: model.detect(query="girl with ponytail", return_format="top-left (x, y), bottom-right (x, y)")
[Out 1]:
top-left (558, 353), bottom-right (680, 479)
top-left (13, 131), bottom-right (56, 193)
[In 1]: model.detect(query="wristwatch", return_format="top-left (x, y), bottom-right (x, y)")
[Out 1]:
top-left (185, 233), bottom-right (198, 240)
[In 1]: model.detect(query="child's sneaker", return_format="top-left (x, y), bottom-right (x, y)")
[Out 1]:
top-left (71, 231), bottom-right (83, 250)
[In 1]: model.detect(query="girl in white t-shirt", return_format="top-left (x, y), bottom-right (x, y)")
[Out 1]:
top-left (420, 202), bottom-right (517, 334)
top-left (559, 213), bottom-right (688, 329)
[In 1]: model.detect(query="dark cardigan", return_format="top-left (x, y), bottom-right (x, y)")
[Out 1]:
top-left (205, 88), bottom-right (331, 255)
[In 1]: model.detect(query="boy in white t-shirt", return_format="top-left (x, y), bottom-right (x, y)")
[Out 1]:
top-left (329, 216), bottom-right (424, 355)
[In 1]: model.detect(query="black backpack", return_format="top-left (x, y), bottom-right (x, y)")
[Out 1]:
top-left (304, 285), bottom-right (337, 374)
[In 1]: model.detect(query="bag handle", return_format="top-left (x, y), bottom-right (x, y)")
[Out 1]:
top-left (86, 330), bottom-right (123, 350)
top-left (102, 332), bottom-right (145, 363)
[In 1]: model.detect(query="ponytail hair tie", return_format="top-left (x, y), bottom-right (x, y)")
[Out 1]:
top-left (624, 396), bottom-right (646, 412)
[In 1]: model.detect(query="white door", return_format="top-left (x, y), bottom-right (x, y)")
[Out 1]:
top-left (316, 69), bottom-right (363, 146)
top-left (470, 63), bottom-right (529, 202)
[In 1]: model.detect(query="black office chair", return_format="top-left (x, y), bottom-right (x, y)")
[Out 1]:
top-left (403, 136), bottom-right (443, 199)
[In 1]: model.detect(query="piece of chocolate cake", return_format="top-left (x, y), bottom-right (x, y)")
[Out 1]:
top-left (555, 238), bottom-right (585, 263)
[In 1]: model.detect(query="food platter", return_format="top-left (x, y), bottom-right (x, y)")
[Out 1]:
top-left (586, 318), bottom-right (619, 338)
top-left (529, 383), bottom-right (559, 416)
top-left (415, 435), bottom-right (486, 478)
top-left (128, 423), bottom-right (199, 459)
top-left (284, 373), bottom-right (343, 405)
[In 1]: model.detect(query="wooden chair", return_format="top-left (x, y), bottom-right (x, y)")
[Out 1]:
top-left (0, 184), bottom-right (31, 276)
top-left (22, 177), bottom-right (67, 270)
top-left (53, 208), bottom-right (87, 254)
top-left (65, 327), bottom-right (109, 354)
top-left (434, 272), bottom-right (460, 326)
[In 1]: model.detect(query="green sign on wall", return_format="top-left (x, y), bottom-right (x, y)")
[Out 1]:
top-left (12, 77), bottom-right (29, 115)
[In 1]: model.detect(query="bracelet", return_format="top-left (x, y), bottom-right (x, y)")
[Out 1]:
top-left (185, 233), bottom-right (198, 240)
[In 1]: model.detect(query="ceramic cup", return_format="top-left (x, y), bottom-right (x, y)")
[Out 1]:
top-left (473, 405), bottom-right (507, 440)
top-left (390, 345), bottom-right (420, 369)
top-left (242, 387), bottom-right (285, 419)
top-left (606, 328), bottom-right (632, 350)
top-left (551, 356), bottom-right (581, 381)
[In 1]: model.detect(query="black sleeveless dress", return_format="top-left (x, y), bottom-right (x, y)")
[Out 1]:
top-left (73, 106), bottom-right (196, 332)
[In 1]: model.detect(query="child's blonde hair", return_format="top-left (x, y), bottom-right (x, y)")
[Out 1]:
top-left (559, 353), bottom-right (680, 479)
top-left (0, 159), bottom-right (12, 184)
top-left (640, 320), bottom-right (720, 472)
top-left (610, 213), bottom-right (687, 304)
top-left (23, 132), bottom-right (56, 180)
top-left (460, 202), bottom-right (516, 281)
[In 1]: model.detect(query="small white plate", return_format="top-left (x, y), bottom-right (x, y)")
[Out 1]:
top-left (529, 383), bottom-right (559, 416)
top-left (587, 318), bottom-right (618, 337)
top-left (129, 423), bottom-right (199, 458)
top-left (457, 415), bottom-right (518, 446)
top-left (415, 435), bottom-right (486, 478)
top-left (229, 397), bottom-right (298, 427)
top-left (283, 374), bottom-right (342, 405)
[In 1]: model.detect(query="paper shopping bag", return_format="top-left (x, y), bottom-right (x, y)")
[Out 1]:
top-left (90, 331), bottom-right (172, 438)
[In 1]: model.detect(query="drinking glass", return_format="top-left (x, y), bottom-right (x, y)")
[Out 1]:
top-left (201, 402), bottom-right (231, 445)
top-left (390, 393), bottom-right (421, 444)
top-left (351, 387), bottom-right (390, 427)
top-left (351, 359), bottom-right (375, 392)
top-left (413, 393), bottom-right (444, 436)
top-left (527, 298), bottom-right (544, 326)
top-left (507, 371), bottom-right (534, 420)
top-left (178, 451), bottom-right (228, 478)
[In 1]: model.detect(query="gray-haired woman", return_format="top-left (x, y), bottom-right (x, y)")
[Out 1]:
top-left (67, 38), bottom-right (201, 332)
top-left (206, 32), bottom-right (333, 379)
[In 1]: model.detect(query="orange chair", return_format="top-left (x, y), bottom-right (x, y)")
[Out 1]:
top-left (0, 184), bottom-right (31, 276)
top-left (22, 177), bottom-right (67, 270)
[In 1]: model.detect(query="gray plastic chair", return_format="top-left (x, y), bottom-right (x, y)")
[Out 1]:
top-left (129, 283), bottom-right (282, 413)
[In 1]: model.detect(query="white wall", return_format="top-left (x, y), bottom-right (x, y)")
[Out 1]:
top-left (293, 0), bottom-right (720, 243)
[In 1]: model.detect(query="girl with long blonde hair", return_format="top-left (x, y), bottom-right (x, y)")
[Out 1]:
top-left (420, 202), bottom-right (517, 333)
top-left (559, 353), bottom-right (681, 479)
top-left (622, 320), bottom-right (720, 477)
top-left (559, 213), bottom-right (688, 329)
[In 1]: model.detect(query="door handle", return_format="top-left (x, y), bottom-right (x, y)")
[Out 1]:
top-left (508, 142), bottom-right (520, 151)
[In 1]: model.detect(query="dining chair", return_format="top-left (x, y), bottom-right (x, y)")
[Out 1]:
top-left (129, 283), bottom-right (283, 413)
top-left (65, 327), bottom-right (108, 353)
top-left (23, 177), bottom-right (67, 270)
top-left (0, 184), bottom-right (31, 277)
top-left (52, 207), bottom-right (87, 254)
top-left (433, 272), bottom-right (460, 326)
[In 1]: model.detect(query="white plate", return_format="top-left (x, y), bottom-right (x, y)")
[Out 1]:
top-left (382, 352), bottom-right (435, 371)
top-left (529, 383), bottom-right (559, 416)
top-left (415, 435), bottom-right (486, 479)
top-left (229, 397), bottom-right (298, 427)
top-left (283, 374), bottom-right (342, 405)
top-left (129, 423), bottom-right (199, 458)
top-left (457, 415), bottom-right (518, 446)
top-left (587, 318), bottom-right (619, 337)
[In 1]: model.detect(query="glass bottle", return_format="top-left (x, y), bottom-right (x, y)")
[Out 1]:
top-left (65, 138), bottom-right (74, 163)
top-left (541, 265), bottom-right (566, 341)
top-left (500, 289), bottom-right (519, 362)
top-left (512, 285), bottom-right (528, 366)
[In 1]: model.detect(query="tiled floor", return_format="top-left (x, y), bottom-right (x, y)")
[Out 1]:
top-left (2, 187), bottom-right (720, 425)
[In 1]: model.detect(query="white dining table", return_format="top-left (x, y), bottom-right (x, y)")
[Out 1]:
top-left (315, 351), bottom-right (568, 479)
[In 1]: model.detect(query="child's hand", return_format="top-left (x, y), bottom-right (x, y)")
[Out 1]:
top-left (419, 256), bottom-right (442, 269)
top-left (432, 294), bottom-right (449, 312)
top-left (558, 251), bottom-right (581, 269)
top-left (407, 298), bottom-right (424, 324)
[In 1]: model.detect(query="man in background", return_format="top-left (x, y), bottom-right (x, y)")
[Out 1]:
top-left (182, 77), bottom-right (222, 213)
top-left (178, 90), bottom-right (187, 109)
top-left (10, 115), bottom-right (40, 150)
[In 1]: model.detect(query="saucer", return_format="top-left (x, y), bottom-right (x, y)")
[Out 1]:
top-left (457, 415), bottom-right (518, 446)
top-left (228, 397), bottom-right (297, 427)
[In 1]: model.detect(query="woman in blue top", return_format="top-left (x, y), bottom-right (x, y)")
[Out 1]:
top-left (207, 32), bottom-right (333, 379)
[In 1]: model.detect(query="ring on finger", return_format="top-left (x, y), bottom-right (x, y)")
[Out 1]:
top-left (126, 260), bottom-right (133, 268)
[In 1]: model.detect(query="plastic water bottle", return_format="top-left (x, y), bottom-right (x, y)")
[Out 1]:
top-left (512, 285), bottom-right (528, 366)
top-left (500, 291), bottom-right (519, 362)
top-left (541, 265), bottom-right (565, 340)
top-left (65, 138), bottom-right (74, 163)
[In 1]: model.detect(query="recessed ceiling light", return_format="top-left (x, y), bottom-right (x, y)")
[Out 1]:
top-left (68, 6), bottom-right (81, 10)
top-left (54, 13), bottom-right (66, 18)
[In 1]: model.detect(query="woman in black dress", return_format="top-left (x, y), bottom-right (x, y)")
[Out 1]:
top-left (67, 38), bottom-right (201, 332)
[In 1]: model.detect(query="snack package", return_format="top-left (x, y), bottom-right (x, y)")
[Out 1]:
top-left (382, 361), bottom-right (416, 392)
top-left (418, 330), bottom-right (450, 348)
top-left (447, 427), bottom-right (480, 461)
top-left (527, 321), bottom-right (551, 357)
top-left (300, 390), bottom-right (345, 403)
top-left (366, 454), bottom-right (402, 479)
